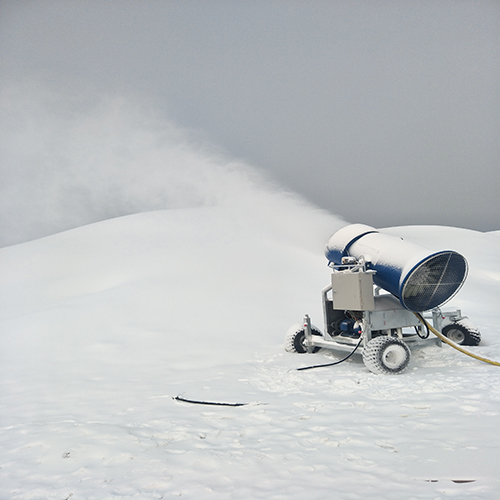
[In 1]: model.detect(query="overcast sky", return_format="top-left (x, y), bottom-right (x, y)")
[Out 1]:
top-left (1, 0), bottom-right (499, 243)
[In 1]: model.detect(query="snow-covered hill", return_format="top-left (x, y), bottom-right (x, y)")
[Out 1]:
top-left (1, 205), bottom-right (499, 499)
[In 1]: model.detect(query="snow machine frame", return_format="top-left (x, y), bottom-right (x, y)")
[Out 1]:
top-left (286, 258), bottom-right (480, 374)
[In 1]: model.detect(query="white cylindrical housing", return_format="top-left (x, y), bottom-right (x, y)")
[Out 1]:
top-left (325, 224), bottom-right (468, 312)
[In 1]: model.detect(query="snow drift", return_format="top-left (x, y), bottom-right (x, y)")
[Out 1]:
top-left (1, 206), bottom-right (500, 499)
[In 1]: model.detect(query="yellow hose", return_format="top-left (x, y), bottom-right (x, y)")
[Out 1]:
top-left (414, 312), bottom-right (500, 367)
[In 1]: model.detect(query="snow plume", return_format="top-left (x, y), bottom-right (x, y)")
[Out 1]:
top-left (0, 81), bottom-right (340, 247)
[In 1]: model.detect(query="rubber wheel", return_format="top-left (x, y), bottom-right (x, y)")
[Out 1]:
top-left (285, 326), bottom-right (322, 354)
top-left (362, 336), bottom-right (411, 375)
top-left (442, 323), bottom-right (481, 346)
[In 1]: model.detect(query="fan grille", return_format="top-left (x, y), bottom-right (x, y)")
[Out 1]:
top-left (401, 252), bottom-right (468, 311)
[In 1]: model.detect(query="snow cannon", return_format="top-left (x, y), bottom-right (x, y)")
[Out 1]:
top-left (325, 224), bottom-right (468, 312)
top-left (285, 223), bottom-right (480, 375)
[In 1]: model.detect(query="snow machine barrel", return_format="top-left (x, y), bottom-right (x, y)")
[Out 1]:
top-left (325, 224), bottom-right (468, 312)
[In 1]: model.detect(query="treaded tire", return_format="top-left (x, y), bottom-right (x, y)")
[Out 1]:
top-left (363, 336), bottom-right (411, 375)
top-left (284, 325), bottom-right (322, 353)
top-left (442, 322), bottom-right (481, 346)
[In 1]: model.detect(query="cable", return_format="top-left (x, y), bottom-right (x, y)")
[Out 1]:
top-left (297, 335), bottom-right (363, 371)
top-left (414, 312), bottom-right (500, 367)
top-left (415, 322), bottom-right (430, 339)
top-left (173, 396), bottom-right (248, 406)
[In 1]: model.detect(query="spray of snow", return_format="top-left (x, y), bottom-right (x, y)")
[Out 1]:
top-left (0, 80), bottom-right (340, 247)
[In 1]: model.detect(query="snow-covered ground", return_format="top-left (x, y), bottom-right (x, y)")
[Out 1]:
top-left (1, 199), bottom-right (499, 499)
top-left (2, 80), bottom-right (499, 500)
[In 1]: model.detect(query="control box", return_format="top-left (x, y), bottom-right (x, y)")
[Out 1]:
top-left (331, 271), bottom-right (375, 310)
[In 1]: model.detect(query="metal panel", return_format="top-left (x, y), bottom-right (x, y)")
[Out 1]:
top-left (368, 294), bottom-right (420, 330)
top-left (367, 309), bottom-right (420, 331)
top-left (331, 272), bottom-right (375, 310)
